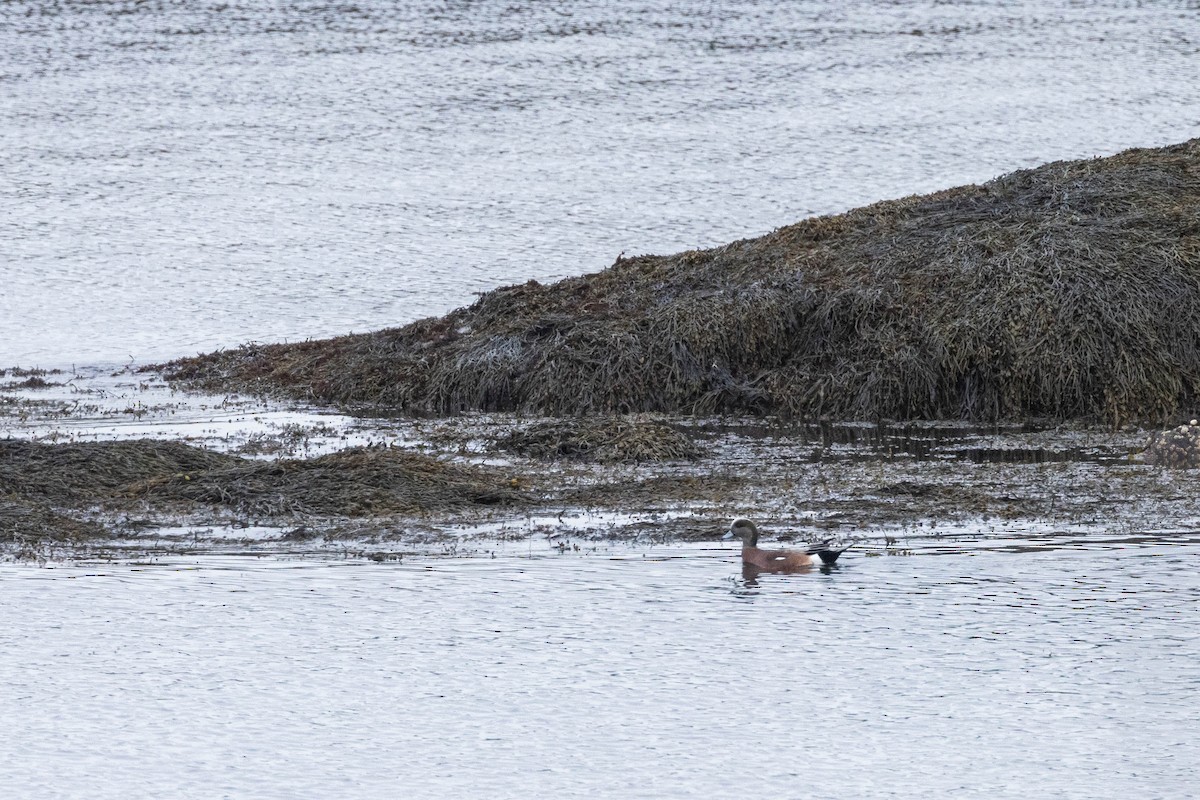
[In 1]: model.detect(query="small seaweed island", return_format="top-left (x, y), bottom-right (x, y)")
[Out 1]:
top-left (5, 139), bottom-right (1200, 559)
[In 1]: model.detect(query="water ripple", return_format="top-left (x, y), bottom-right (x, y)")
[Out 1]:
top-left (3, 1), bottom-right (1198, 366)
top-left (1, 542), bottom-right (1197, 797)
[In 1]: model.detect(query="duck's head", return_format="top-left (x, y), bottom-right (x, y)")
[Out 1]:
top-left (722, 518), bottom-right (759, 546)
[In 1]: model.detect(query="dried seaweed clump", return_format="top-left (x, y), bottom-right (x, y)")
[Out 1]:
top-left (126, 446), bottom-right (524, 516)
top-left (159, 139), bottom-right (1200, 424)
top-left (1143, 420), bottom-right (1200, 467)
top-left (497, 417), bottom-right (705, 463)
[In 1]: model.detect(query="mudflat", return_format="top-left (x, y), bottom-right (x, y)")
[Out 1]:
top-left (1, 367), bottom-right (1190, 562)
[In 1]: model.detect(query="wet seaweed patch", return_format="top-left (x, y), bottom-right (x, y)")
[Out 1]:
top-left (955, 447), bottom-right (1092, 465)
top-left (495, 417), bottom-right (705, 463)
top-left (0, 499), bottom-right (109, 543)
top-left (235, 422), bottom-right (339, 457)
top-left (1, 368), bottom-right (63, 378)
top-left (0, 376), bottom-right (60, 390)
top-left (0, 395), bottom-right (79, 421)
top-left (1143, 420), bottom-right (1200, 467)
top-left (0, 439), bottom-right (239, 502)
top-left (125, 446), bottom-right (527, 516)
top-left (158, 139), bottom-right (1200, 424)
top-left (0, 439), bottom-right (526, 519)
top-left (704, 420), bottom-right (1129, 465)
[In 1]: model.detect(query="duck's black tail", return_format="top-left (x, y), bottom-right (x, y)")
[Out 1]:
top-left (806, 539), bottom-right (851, 565)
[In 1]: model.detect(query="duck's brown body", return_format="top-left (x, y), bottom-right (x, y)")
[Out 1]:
top-left (725, 519), bottom-right (846, 573)
top-left (740, 544), bottom-right (815, 572)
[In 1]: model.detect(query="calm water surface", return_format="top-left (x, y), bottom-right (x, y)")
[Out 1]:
top-left (2, 541), bottom-right (1198, 798)
top-left (3, 0), bottom-right (1198, 365)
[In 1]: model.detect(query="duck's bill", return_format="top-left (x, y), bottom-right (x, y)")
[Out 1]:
top-left (721, 531), bottom-right (734, 540)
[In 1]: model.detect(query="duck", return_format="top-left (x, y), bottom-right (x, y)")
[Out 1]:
top-left (723, 518), bottom-right (849, 571)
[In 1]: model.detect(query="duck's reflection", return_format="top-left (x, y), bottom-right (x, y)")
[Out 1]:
top-left (742, 561), bottom-right (812, 580)
top-left (738, 560), bottom-right (838, 587)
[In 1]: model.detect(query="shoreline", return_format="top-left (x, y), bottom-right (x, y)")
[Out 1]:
top-left (4, 365), bottom-right (1194, 563)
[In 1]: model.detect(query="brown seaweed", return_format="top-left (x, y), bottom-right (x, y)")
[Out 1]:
top-left (153, 138), bottom-right (1200, 424)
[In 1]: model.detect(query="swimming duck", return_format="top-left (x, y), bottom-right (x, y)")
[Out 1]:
top-left (723, 518), bottom-right (848, 571)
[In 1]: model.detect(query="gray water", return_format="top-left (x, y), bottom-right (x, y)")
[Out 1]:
top-left (3, 0), bottom-right (1198, 366)
top-left (3, 541), bottom-right (1198, 798)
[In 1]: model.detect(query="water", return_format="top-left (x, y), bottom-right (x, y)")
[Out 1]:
top-left (3, 0), bottom-right (1198, 366)
top-left (2, 541), bottom-right (1197, 798)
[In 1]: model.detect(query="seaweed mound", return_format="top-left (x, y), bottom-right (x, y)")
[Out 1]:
top-left (127, 446), bottom-right (524, 516)
top-left (0, 439), bottom-right (239, 501)
top-left (496, 418), bottom-right (704, 463)
top-left (0, 439), bottom-right (524, 517)
top-left (160, 139), bottom-right (1200, 424)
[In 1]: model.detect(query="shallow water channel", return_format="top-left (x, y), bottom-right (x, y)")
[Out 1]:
top-left (3, 538), bottom-right (1197, 798)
